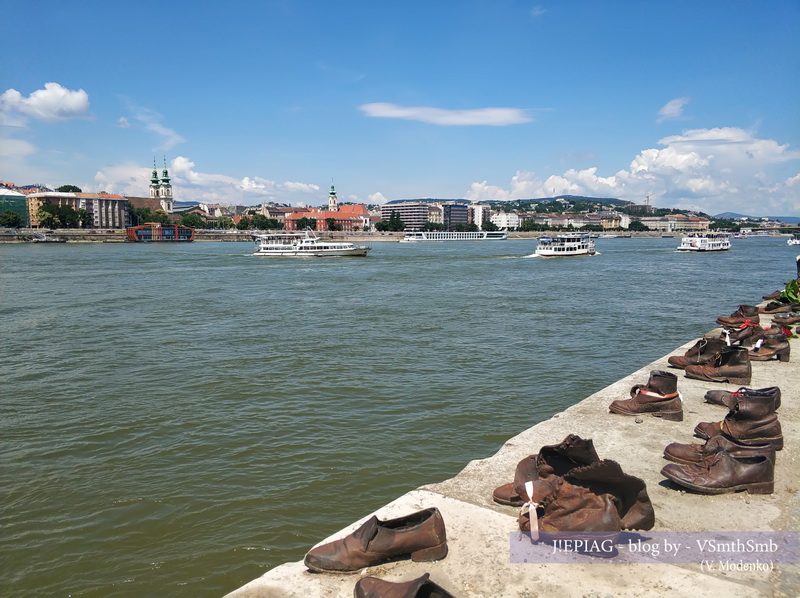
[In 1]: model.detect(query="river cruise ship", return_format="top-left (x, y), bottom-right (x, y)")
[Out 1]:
top-left (676, 232), bottom-right (731, 252)
top-left (252, 230), bottom-right (370, 257)
top-left (400, 230), bottom-right (508, 242)
top-left (534, 233), bottom-right (597, 257)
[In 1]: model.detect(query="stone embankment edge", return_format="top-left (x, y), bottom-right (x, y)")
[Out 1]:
top-left (5, 230), bottom-right (787, 243)
top-left (224, 308), bottom-right (798, 598)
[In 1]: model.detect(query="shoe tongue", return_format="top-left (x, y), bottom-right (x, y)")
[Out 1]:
top-left (352, 515), bottom-right (380, 548)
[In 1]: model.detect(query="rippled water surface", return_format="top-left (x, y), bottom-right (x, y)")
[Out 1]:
top-left (1, 236), bottom-right (794, 597)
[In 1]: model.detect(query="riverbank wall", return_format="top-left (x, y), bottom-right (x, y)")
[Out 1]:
top-left (4, 229), bottom-right (783, 244)
top-left (224, 305), bottom-right (798, 597)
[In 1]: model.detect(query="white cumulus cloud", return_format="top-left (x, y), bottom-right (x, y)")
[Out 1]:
top-left (93, 156), bottom-right (324, 206)
top-left (466, 127), bottom-right (800, 215)
top-left (0, 82), bottom-right (91, 125)
top-left (657, 97), bottom-right (690, 123)
top-left (359, 102), bottom-right (533, 126)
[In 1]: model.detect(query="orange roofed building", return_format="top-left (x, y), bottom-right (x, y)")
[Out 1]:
top-left (284, 185), bottom-right (370, 231)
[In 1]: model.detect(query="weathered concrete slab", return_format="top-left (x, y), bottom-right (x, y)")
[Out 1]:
top-left (226, 315), bottom-right (799, 598)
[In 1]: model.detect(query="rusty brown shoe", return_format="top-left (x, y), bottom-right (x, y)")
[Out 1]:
top-left (704, 386), bottom-right (781, 410)
top-left (684, 346), bottom-right (751, 385)
top-left (749, 337), bottom-right (791, 362)
top-left (492, 434), bottom-right (600, 506)
top-left (663, 434), bottom-right (775, 466)
top-left (661, 452), bottom-right (774, 494)
top-left (759, 301), bottom-right (800, 314)
top-left (694, 400), bottom-right (783, 450)
top-left (303, 508), bottom-right (447, 573)
top-left (668, 337), bottom-right (727, 369)
top-left (354, 573), bottom-right (455, 598)
top-left (609, 370), bottom-right (682, 421)
top-left (716, 305), bottom-right (760, 327)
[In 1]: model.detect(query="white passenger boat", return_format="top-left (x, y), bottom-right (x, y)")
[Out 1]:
top-left (400, 230), bottom-right (508, 242)
top-left (676, 232), bottom-right (731, 252)
top-left (252, 230), bottom-right (370, 257)
top-left (787, 233), bottom-right (800, 246)
top-left (534, 233), bottom-right (597, 257)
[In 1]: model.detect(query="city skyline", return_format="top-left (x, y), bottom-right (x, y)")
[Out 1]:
top-left (1, 1), bottom-right (798, 217)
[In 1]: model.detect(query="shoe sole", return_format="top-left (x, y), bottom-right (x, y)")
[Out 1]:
top-left (684, 373), bottom-right (752, 385)
top-left (304, 541), bottom-right (448, 574)
top-left (609, 404), bottom-right (683, 421)
top-left (662, 472), bottom-right (774, 495)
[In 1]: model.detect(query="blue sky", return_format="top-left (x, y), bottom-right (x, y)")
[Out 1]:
top-left (2, 0), bottom-right (798, 216)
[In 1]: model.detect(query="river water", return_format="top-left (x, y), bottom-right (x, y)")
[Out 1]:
top-left (1, 236), bottom-right (795, 598)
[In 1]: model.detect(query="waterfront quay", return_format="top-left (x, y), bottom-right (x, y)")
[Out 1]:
top-left (3, 228), bottom-right (781, 244)
top-left (226, 310), bottom-right (798, 597)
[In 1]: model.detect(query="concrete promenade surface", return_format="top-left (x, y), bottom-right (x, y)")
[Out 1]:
top-left (225, 311), bottom-right (799, 598)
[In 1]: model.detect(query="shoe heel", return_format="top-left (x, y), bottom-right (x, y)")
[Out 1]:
top-left (411, 540), bottom-right (448, 562)
top-left (777, 348), bottom-right (790, 362)
top-left (746, 481), bottom-right (774, 495)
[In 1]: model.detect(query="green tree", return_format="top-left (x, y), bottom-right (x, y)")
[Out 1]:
top-left (152, 209), bottom-right (171, 225)
top-left (295, 217), bottom-right (317, 230)
top-left (483, 220), bottom-right (499, 231)
top-left (374, 220), bottom-right (389, 232)
top-left (127, 203), bottom-right (153, 226)
top-left (181, 213), bottom-right (205, 228)
top-left (0, 210), bottom-right (22, 227)
top-left (76, 208), bottom-right (92, 228)
top-left (421, 221), bottom-right (444, 231)
top-left (38, 204), bottom-right (61, 228)
top-left (58, 205), bottom-right (80, 228)
top-left (387, 211), bottom-right (405, 231)
top-left (216, 216), bottom-right (234, 230)
top-left (628, 220), bottom-right (650, 231)
top-left (251, 214), bottom-right (282, 230)
top-left (56, 185), bottom-right (82, 193)
top-left (325, 217), bottom-right (343, 231)
top-left (237, 216), bottom-right (253, 230)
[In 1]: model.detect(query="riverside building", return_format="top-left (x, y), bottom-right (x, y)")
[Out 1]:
top-left (26, 192), bottom-right (129, 228)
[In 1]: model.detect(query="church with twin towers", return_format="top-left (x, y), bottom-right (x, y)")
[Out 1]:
top-left (149, 158), bottom-right (173, 213)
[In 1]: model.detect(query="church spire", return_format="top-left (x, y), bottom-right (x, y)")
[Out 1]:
top-left (149, 158), bottom-right (160, 198)
top-left (161, 156), bottom-right (171, 184)
top-left (328, 181), bottom-right (338, 212)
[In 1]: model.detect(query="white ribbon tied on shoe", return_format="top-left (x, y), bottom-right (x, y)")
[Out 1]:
top-left (524, 480), bottom-right (540, 541)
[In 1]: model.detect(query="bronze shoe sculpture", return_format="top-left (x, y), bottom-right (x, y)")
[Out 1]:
top-left (684, 345), bottom-right (751, 385)
top-left (773, 312), bottom-right (800, 326)
top-left (518, 459), bottom-right (655, 533)
top-left (663, 434), bottom-right (775, 466)
top-left (694, 399), bottom-right (783, 450)
top-left (492, 434), bottom-right (599, 506)
top-left (716, 304), bottom-right (760, 327)
top-left (303, 507), bottom-right (447, 573)
top-left (668, 337), bottom-right (727, 369)
top-left (759, 301), bottom-right (800, 314)
top-left (719, 323), bottom-right (763, 346)
top-left (609, 370), bottom-right (682, 421)
top-left (661, 452), bottom-right (774, 494)
top-left (749, 337), bottom-right (791, 362)
top-left (354, 573), bottom-right (455, 598)
top-left (704, 386), bottom-right (781, 410)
